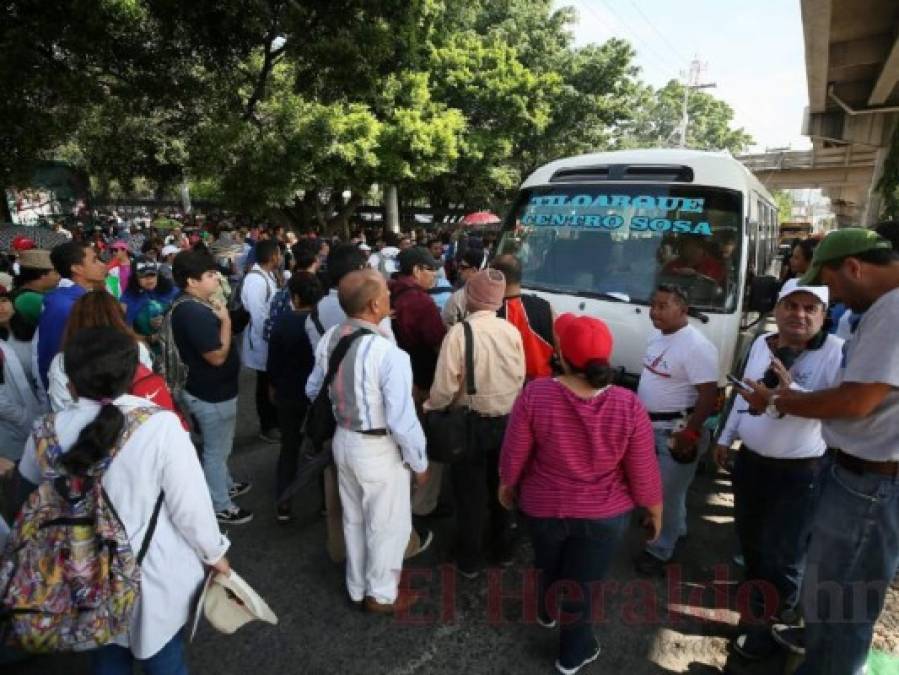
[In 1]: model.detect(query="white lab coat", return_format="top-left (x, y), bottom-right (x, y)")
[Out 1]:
top-left (240, 264), bottom-right (278, 371)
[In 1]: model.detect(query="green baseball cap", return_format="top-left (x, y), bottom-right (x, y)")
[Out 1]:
top-left (800, 228), bottom-right (893, 284)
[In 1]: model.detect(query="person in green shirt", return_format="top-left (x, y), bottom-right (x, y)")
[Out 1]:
top-left (10, 249), bottom-right (59, 339)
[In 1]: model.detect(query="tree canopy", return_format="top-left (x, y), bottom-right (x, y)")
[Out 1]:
top-left (1, 0), bottom-right (755, 229)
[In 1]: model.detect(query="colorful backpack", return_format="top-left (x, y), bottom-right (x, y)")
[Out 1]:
top-left (0, 407), bottom-right (161, 653)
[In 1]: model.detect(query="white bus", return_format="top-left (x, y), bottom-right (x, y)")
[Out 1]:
top-left (495, 148), bottom-right (780, 384)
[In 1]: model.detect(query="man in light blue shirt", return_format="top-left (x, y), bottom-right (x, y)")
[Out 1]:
top-left (306, 269), bottom-right (430, 613)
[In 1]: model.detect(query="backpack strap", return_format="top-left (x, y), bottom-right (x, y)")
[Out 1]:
top-left (136, 490), bottom-right (164, 565)
top-left (323, 328), bottom-right (372, 391)
top-left (462, 321), bottom-right (476, 396)
top-left (310, 304), bottom-right (325, 336)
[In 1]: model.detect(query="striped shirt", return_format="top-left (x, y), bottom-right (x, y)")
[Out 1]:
top-left (305, 318), bottom-right (427, 473)
top-left (500, 379), bottom-right (661, 519)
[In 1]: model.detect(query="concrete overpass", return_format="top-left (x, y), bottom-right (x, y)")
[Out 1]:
top-left (742, 0), bottom-right (899, 227)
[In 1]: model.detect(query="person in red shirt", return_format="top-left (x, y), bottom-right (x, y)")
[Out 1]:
top-left (499, 314), bottom-right (662, 675)
top-left (388, 247), bottom-right (447, 397)
top-left (389, 246), bottom-right (448, 519)
top-left (663, 235), bottom-right (725, 284)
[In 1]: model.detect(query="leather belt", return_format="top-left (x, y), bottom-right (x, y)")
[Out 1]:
top-left (834, 449), bottom-right (899, 477)
top-left (358, 428), bottom-right (388, 436)
top-left (649, 407), bottom-right (695, 422)
top-left (742, 446), bottom-right (823, 470)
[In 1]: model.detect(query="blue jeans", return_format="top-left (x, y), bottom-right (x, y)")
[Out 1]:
top-left (732, 448), bottom-right (824, 624)
top-left (796, 462), bottom-right (899, 675)
top-left (182, 393), bottom-right (238, 512)
top-left (529, 513), bottom-right (629, 669)
top-left (645, 427), bottom-right (698, 561)
top-left (91, 632), bottom-right (188, 675)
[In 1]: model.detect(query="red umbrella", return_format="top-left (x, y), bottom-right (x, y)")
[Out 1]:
top-left (459, 210), bottom-right (501, 226)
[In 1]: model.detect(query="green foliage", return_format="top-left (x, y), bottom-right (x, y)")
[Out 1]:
top-left (2, 0), bottom-right (757, 229)
top-left (773, 191), bottom-right (793, 223)
top-left (620, 80), bottom-right (753, 153)
top-left (876, 122), bottom-right (899, 220)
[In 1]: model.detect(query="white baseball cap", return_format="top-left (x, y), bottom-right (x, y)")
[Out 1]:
top-left (777, 278), bottom-right (829, 306)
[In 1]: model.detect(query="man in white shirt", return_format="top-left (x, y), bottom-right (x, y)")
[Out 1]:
top-left (635, 284), bottom-right (719, 575)
top-left (713, 279), bottom-right (842, 661)
top-left (306, 269), bottom-right (429, 613)
top-left (240, 239), bottom-right (281, 443)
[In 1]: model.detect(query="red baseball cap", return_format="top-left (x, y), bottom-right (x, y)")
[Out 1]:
top-left (554, 313), bottom-right (614, 369)
top-left (11, 235), bottom-right (36, 251)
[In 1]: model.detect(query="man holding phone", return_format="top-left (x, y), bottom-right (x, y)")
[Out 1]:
top-left (740, 229), bottom-right (899, 675)
top-left (713, 279), bottom-right (843, 661)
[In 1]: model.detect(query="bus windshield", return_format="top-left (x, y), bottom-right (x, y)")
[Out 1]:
top-left (496, 184), bottom-right (743, 312)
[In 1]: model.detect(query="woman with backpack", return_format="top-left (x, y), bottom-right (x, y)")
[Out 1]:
top-left (12, 327), bottom-right (230, 673)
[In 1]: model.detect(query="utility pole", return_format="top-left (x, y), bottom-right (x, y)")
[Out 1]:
top-left (678, 57), bottom-right (716, 148)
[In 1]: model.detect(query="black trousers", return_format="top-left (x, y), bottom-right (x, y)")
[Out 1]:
top-left (450, 414), bottom-right (515, 571)
top-left (275, 398), bottom-right (308, 502)
top-left (255, 369), bottom-right (279, 434)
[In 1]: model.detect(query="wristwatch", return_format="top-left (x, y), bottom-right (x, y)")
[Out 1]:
top-left (766, 394), bottom-right (785, 419)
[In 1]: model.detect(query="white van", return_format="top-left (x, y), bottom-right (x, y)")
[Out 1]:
top-left (495, 148), bottom-right (780, 383)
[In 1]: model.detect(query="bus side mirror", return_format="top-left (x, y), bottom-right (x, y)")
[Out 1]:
top-left (747, 275), bottom-right (779, 314)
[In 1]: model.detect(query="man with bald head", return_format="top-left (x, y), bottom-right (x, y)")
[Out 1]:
top-left (306, 269), bottom-right (430, 614)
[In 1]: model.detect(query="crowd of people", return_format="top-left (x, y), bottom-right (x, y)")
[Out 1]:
top-left (0, 212), bottom-right (896, 675)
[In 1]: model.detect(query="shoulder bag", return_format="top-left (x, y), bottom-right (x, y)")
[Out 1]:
top-left (423, 321), bottom-right (476, 463)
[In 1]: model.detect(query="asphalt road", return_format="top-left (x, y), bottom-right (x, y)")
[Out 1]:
top-left (9, 370), bottom-right (790, 675)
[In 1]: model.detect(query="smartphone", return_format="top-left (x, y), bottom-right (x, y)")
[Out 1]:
top-left (727, 374), bottom-right (752, 392)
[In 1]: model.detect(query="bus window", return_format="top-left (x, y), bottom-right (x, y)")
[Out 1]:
top-left (497, 184), bottom-right (743, 312)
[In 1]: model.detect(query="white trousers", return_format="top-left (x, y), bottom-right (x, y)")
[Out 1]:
top-left (332, 427), bottom-right (411, 604)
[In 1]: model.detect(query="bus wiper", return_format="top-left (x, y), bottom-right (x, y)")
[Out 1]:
top-left (688, 307), bottom-right (710, 324)
top-left (573, 291), bottom-right (631, 303)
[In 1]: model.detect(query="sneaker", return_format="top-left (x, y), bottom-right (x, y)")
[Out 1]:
top-left (275, 502), bottom-right (293, 524)
top-left (555, 643), bottom-right (601, 674)
top-left (405, 528), bottom-right (434, 560)
top-left (732, 630), bottom-right (778, 660)
top-left (771, 624), bottom-right (806, 655)
top-left (258, 430), bottom-right (280, 444)
top-left (228, 482), bottom-right (252, 499)
top-left (456, 564), bottom-right (481, 580)
top-left (634, 551), bottom-right (669, 577)
top-left (536, 611), bottom-right (557, 629)
top-left (216, 506), bottom-right (254, 525)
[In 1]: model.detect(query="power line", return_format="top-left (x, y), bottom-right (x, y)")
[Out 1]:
top-left (627, 0), bottom-right (690, 64)
top-left (574, 0), bottom-right (670, 83)
top-left (594, 0), bottom-right (681, 78)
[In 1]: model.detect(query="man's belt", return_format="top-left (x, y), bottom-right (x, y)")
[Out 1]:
top-left (742, 446), bottom-right (823, 470)
top-left (359, 428), bottom-right (388, 436)
top-left (648, 407), bottom-right (695, 422)
top-left (833, 449), bottom-right (899, 477)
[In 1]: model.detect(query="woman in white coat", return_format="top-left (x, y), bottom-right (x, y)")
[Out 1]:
top-left (17, 327), bottom-right (230, 674)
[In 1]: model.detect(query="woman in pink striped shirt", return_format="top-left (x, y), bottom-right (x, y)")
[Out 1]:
top-left (499, 314), bottom-right (662, 675)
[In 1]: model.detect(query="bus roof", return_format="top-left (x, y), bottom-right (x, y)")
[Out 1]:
top-left (521, 148), bottom-right (774, 202)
